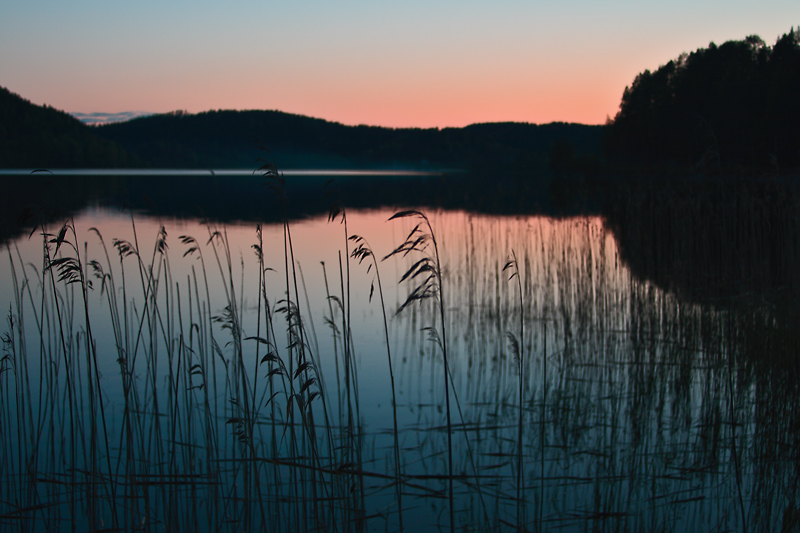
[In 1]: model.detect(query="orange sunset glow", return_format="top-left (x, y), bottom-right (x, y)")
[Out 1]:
top-left (2, 2), bottom-right (796, 127)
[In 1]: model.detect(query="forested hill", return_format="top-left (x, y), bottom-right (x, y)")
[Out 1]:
top-left (0, 82), bottom-right (603, 172)
top-left (0, 87), bottom-right (137, 168)
top-left (96, 109), bottom-right (604, 172)
top-left (605, 28), bottom-right (800, 173)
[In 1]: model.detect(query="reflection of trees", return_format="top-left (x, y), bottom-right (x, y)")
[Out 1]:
top-left (604, 175), bottom-right (800, 303)
top-left (0, 169), bottom-right (603, 248)
top-left (601, 178), bottom-right (800, 529)
top-left (390, 212), bottom-right (800, 531)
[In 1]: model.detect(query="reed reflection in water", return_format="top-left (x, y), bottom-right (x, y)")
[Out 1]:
top-left (0, 207), bottom-right (797, 532)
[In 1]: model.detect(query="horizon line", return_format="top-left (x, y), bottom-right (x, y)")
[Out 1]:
top-left (69, 108), bottom-right (607, 129)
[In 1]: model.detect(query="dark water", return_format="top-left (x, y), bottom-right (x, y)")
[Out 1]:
top-left (1, 170), bottom-right (798, 531)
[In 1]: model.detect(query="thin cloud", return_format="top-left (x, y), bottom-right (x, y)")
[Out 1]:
top-left (71, 111), bottom-right (151, 126)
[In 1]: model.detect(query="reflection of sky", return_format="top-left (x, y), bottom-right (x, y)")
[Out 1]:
top-left (0, 206), bottom-right (625, 413)
top-left (1, 0), bottom-right (796, 128)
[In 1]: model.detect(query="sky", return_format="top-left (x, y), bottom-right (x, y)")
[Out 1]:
top-left (0, 1), bottom-right (797, 128)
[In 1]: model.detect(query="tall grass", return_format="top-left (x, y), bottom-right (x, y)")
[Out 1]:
top-left (0, 194), bottom-right (798, 532)
top-left (503, 250), bottom-right (525, 529)
top-left (384, 209), bottom-right (455, 532)
top-left (351, 233), bottom-right (404, 531)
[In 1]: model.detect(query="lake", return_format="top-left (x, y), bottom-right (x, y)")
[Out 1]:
top-left (1, 170), bottom-right (798, 532)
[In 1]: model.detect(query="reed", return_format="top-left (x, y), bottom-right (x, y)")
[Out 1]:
top-left (384, 210), bottom-right (456, 531)
top-left (503, 250), bottom-right (525, 530)
top-left (1, 182), bottom-right (798, 531)
top-left (351, 233), bottom-right (404, 531)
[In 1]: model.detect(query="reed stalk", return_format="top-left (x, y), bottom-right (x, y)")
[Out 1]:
top-left (385, 209), bottom-right (454, 532)
top-left (351, 234), bottom-right (404, 531)
top-left (504, 250), bottom-right (525, 530)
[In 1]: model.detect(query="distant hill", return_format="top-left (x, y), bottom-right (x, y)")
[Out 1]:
top-left (0, 86), bottom-right (137, 168)
top-left (96, 109), bottom-right (604, 174)
top-left (0, 84), bottom-right (604, 174)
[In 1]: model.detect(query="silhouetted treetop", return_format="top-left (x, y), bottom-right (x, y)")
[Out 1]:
top-left (606, 28), bottom-right (800, 172)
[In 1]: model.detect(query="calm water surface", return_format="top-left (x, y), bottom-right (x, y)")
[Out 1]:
top-left (1, 175), bottom-right (798, 531)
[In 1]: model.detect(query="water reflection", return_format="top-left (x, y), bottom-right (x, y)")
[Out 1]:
top-left (0, 169), bottom-right (578, 247)
top-left (605, 176), bottom-right (800, 303)
top-left (0, 205), bottom-right (798, 531)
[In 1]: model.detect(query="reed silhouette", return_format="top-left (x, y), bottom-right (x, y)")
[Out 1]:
top-left (1, 188), bottom-right (799, 531)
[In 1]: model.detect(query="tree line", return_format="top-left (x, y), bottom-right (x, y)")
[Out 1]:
top-left (0, 87), bottom-right (139, 168)
top-left (0, 85), bottom-right (603, 175)
top-left (95, 109), bottom-right (603, 175)
top-left (605, 28), bottom-right (800, 173)
top-left (5, 25), bottom-right (797, 177)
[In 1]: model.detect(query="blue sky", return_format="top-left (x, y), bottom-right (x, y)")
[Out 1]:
top-left (1, 1), bottom-right (796, 127)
